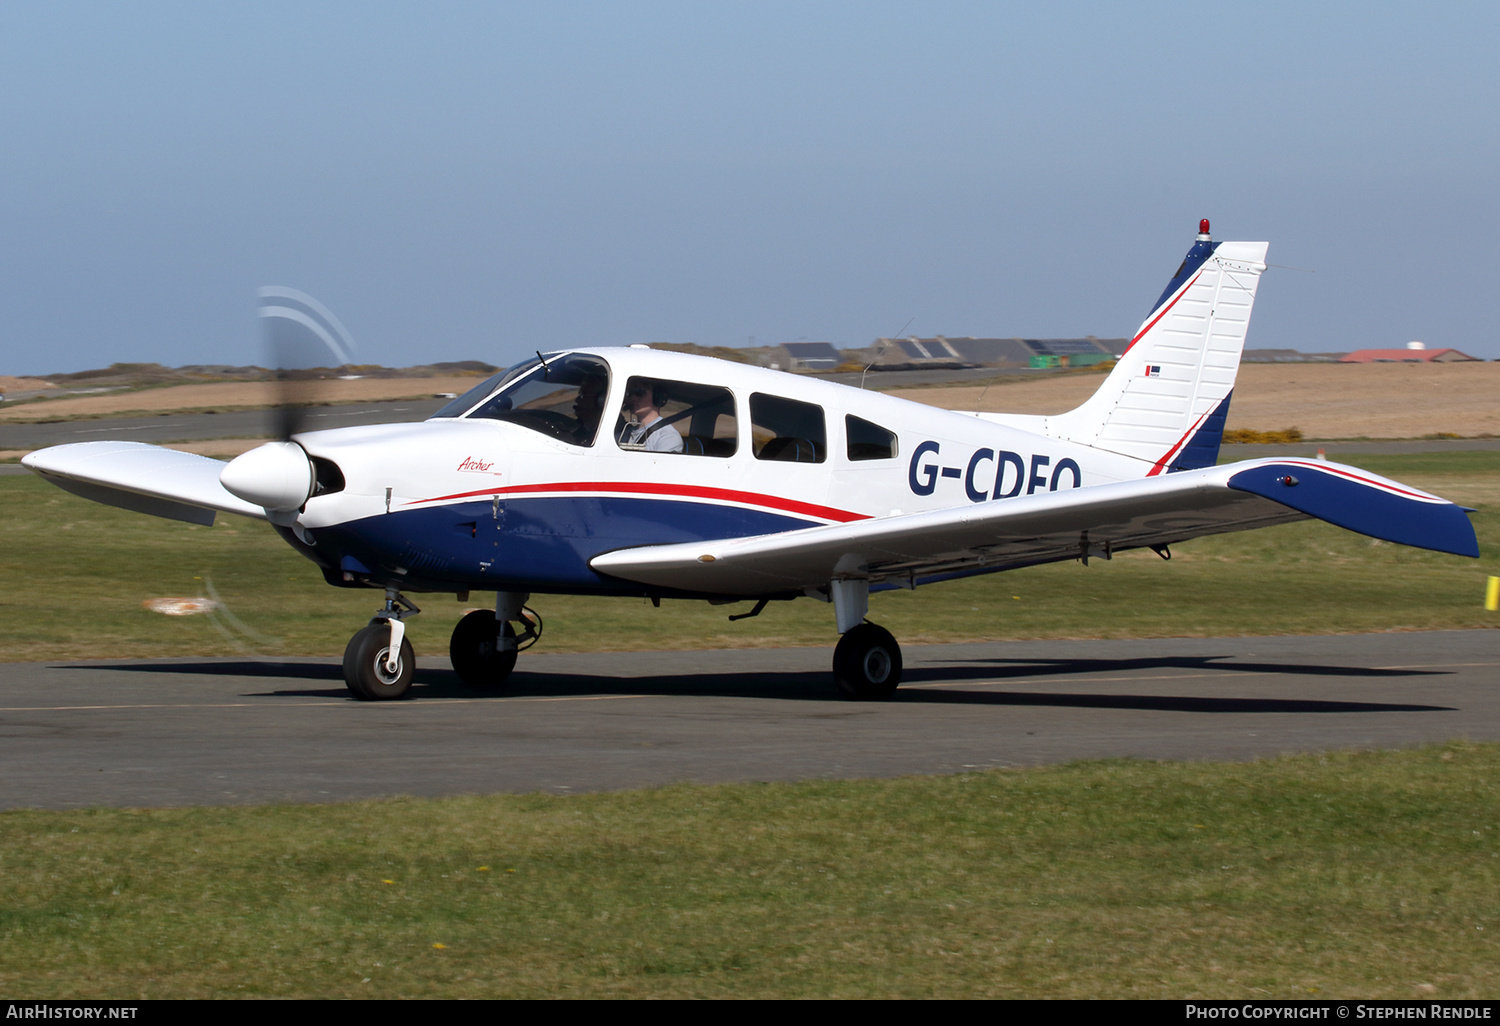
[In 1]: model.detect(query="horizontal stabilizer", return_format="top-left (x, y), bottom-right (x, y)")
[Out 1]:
top-left (22, 442), bottom-right (267, 524)
top-left (1227, 460), bottom-right (1480, 558)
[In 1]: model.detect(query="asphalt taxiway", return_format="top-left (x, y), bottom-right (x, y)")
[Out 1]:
top-left (2, 631), bottom-right (1496, 810)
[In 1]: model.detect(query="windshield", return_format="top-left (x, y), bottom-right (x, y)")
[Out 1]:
top-left (463, 353), bottom-right (611, 446)
top-left (428, 358), bottom-right (542, 420)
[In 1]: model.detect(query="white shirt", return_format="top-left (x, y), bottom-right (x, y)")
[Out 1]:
top-left (618, 418), bottom-right (683, 453)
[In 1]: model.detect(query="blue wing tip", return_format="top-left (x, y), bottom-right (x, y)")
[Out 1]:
top-left (1228, 463), bottom-right (1480, 558)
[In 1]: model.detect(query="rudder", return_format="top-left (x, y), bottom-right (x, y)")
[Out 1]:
top-left (1044, 221), bottom-right (1268, 475)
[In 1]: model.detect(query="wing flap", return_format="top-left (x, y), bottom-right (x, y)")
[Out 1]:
top-left (22, 442), bottom-right (267, 524)
top-left (590, 458), bottom-right (1476, 595)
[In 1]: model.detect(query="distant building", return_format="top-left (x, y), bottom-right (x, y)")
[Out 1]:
top-left (1340, 346), bottom-right (1479, 363)
top-left (1243, 349), bottom-right (1348, 363)
top-left (773, 342), bottom-right (843, 371)
top-left (870, 336), bottom-right (1125, 371)
top-left (1019, 338), bottom-right (1121, 369)
top-left (872, 336), bottom-right (991, 368)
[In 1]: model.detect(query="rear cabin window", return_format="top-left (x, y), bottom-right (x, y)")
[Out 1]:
top-left (750, 393), bottom-right (826, 463)
top-left (615, 377), bottom-right (737, 457)
top-left (846, 415), bottom-right (898, 461)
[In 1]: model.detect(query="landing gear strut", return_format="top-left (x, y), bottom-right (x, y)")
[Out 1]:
top-left (343, 589), bottom-right (420, 701)
top-left (826, 577), bottom-right (902, 700)
top-left (833, 622), bottom-right (902, 700)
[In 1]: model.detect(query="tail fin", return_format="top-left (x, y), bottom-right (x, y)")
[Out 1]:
top-left (1046, 221), bottom-right (1268, 475)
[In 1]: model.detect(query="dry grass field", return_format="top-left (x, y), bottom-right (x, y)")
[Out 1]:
top-left (894, 362), bottom-right (1500, 439)
top-left (0, 375), bottom-right (55, 393)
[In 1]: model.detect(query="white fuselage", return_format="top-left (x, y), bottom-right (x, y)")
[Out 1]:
top-left (286, 348), bottom-right (1153, 596)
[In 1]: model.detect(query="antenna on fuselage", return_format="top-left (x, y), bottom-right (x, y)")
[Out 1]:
top-left (860, 316), bottom-right (915, 390)
top-left (973, 378), bottom-right (997, 415)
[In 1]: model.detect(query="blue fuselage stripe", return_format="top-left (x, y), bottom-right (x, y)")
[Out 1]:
top-left (305, 495), bottom-right (821, 594)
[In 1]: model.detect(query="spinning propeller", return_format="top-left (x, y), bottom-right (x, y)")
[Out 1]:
top-left (219, 288), bottom-right (356, 512)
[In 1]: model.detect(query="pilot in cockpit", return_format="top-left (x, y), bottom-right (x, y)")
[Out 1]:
top-left (571, 371), bottom-right (608, 444)
top-left (617, 379), bottom-right (683, 453)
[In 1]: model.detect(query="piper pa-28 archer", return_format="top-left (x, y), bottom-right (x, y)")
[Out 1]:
top-left (23, 221), bottom-right (1480, 701)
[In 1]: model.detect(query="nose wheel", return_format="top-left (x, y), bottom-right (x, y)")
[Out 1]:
top-left (832, 622), bottom-right (902, 700)
top-left (342, 589), bottom-right (419, 701)
top-left (344, 622), bottom-right (415, 700)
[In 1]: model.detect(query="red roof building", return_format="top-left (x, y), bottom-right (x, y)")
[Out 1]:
top-left (1340, 348), bottom-right (1480, 363)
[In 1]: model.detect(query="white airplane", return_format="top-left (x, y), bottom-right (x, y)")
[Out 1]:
top-left (22, 221), bottom-right (1479, 701)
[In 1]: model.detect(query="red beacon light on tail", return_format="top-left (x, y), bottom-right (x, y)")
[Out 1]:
top-left (1198, 218), bottom-right (1211, 240)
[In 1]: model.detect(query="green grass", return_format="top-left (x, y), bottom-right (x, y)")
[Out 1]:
top-left (1, 453), bottom-right (1495, 663)
top-left (2, 744), bottom-right (1497, 998)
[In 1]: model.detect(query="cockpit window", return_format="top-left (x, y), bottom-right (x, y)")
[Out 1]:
top-left (428, 358), bottom-right (540, 419)
top-left (463, 354), bottom-right (611, 446)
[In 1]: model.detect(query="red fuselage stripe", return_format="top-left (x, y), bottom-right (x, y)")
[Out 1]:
top-left (1145, 407), bottom-right (1212, 477)
top-left (406, 481), bottom-right (871, 523)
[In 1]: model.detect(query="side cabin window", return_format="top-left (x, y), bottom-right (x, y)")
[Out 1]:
top-left (846, 415), bottom-right (898, 461)
top-left (464, 354), bottom-right (611, 447)
top-left (750, 393), bottom-right (826, 463)
top-left (616, 377), bottom-right (736, 457)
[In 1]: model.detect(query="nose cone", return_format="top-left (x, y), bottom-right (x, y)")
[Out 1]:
top-left (220, 441), bottom-right (314, 510)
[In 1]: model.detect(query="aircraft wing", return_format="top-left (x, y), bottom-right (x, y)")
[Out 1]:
top-left (21, 441), bottom-right (267, 525)
top-left (590, 458), bottom-right (1479, 596)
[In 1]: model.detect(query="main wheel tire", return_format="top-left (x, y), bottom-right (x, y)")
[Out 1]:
top-left (343, 623), bottom-right (415, 701)
top-left (449, 609), bottom-right (519, 687)
top-left (832, 623), bottom-right (902, 700)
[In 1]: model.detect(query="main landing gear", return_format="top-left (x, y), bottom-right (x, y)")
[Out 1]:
top-left (827, 578), bottom-right (902, 700)
top-left (449, 592), bottom-right (540, 688)
top-left (341, 589), bottom-right (542, 700)
top-left (833, 622), bottom-right (902, 700)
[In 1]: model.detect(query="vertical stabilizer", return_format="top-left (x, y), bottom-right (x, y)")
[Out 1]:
top-left (1045, 221), bottom-right (1268, 475)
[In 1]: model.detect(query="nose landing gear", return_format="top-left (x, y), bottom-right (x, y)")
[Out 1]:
top-left (343, 589), bottom-right (420, 701)
top-left (343, 623), bottom-right (414, 700)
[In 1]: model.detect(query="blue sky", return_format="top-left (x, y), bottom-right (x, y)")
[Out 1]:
top-left (2, 1), bottom-right (1497, 374)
